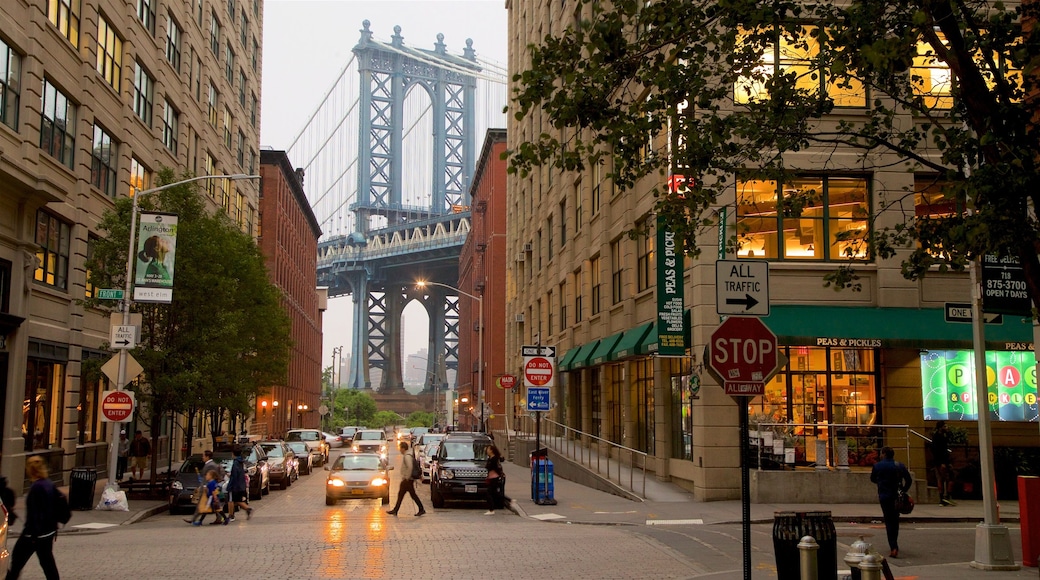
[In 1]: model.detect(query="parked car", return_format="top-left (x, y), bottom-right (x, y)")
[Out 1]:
top-left (417, 441), bottom-right (441, 483)
top-left (169, 447), bottom-right (269, 513)
top-left (324, 452), bottom-right (392, 506)
top-left (323, 431), bottom-right (345, 448)
top-left (429, 432), bottom-right (493, 508)
top-left (351, 429), bottom-right (388, 459)
top-left (408, 426), bottom-right (430, 444)
top-left (286, 429), bottom-right (329, 467)
top-left (259, 441), bottom-right (298, 489)
top-left (286, 441), bottom-right (313, 475)
top-left (412, 432), bottom-right (445, 459)
top-left (340, 426), bottom-right (362, 440)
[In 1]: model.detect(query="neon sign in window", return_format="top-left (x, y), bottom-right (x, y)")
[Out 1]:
top-left (920, 350), bottom-right (1038, 422)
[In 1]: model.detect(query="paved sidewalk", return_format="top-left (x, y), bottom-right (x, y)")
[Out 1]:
top-left (9, 475), bottom-right (168, 537)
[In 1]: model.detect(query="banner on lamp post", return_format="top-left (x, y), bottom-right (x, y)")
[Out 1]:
top-left (656, 216), bottom-right (685, 356)
top-left (134, 212), bottom-right (178, 303)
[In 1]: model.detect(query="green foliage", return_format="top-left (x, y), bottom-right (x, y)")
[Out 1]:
top-left (405, 412), bottom-right (435, 428)
top-left (85, 169), bottom-right (291, 434)
top-left (369, 411), bottom-right (404, 429)
top-left (329, 389), bottom-right (377, 428)
top-left (509, 0), bottom-right (1040, 306)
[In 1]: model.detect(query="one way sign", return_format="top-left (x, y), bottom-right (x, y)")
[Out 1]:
top-left (944, 302), bottom-right (1002, 325)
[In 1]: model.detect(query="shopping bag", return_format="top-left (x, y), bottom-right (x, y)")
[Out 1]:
top-left (96, 484), bottom-right (129, 512)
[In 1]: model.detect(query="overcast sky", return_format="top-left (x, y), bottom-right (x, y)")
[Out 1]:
top-left (260, 1), bottom-right (509, 377)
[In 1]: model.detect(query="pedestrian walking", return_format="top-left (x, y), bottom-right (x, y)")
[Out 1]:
top-left (116, 430), bottom-right (130, 481)
top-left (386, 442), bottom-right (425, 517)
top-left (930, 421), bottom-right (956, 506)
top-left (186, 470), bottom-right (227, 526)
top-left (226, 448), bottom-right (253, 522)
top-left (6, 456), bottom-right (63, 580)
top-left (869, 446), bottom-right (912, 558)
top-left (484, 444), bottom-right (510, 515)
top-left (128, 430), bottom-right (151, 480)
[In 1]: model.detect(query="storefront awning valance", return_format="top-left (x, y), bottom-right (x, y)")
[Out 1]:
top-left (558, 347), bottom-right (580, 371)
top-left (590, 332), bottom-right (624, 366)
top-left (614, 321), bottom-right (654, 359)
top-left (569, 340), bottom-right (600, 371)
top-left (760, 305), bottom-right (1034, 350)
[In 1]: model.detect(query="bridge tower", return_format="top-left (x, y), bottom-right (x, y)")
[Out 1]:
top-left (343, 22), bottom-right (480, 397)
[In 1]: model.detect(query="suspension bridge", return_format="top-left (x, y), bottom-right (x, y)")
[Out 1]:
top-left (287, 21), bottom-right (507, 408)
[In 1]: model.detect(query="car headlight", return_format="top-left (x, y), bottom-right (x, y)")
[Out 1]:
top-left (327, 478), bottom-right (345, 487)
top-left (172, 481), bottom-right (183, 491)
top-left (379, 444), bottom-right (387, 452)
top-left (352, 445), bottom-right (360, 452)
top-left (371, 477), bottom-right (388, 486)
top-left (442, 469), bottom-right (454, 480)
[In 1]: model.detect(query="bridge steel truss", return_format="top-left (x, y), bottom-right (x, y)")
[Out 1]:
top-left (319, 22), bottom-right (481, 396)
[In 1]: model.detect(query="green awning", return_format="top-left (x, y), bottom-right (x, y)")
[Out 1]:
top-left (590, 332), bottom-right (624, 365)
top-left (558, 347), bottom-right (580, 371)
top-left (760, 305), bottom-right (1033, 350)
top-left (614, 322), bottom-right (654, 359)
top-left (637, 322), bottom-right (658, 355)
top-left (570, 340), bottom-right (600, 370)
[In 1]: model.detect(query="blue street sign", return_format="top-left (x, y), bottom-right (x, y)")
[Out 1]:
top-left (527, 387), bottom-right (551, 412)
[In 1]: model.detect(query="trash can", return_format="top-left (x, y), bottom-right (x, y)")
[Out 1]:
top-left (773, 511), bottom-right (837, 580)
top-left (1019, 476), bottom-right (1040, 567)
top-left (69, 467), bottom-right (97, 511)
top-left (773, 511), bottom-right (801, 579)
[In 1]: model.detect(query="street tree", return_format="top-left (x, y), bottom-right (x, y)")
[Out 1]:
top-left (509, 0), bottom-right (1040, 308)
top-left (86, 170), bottom-right (291, 474)
top-left (332, 388), bottom-right (378, 428)
top-left (405, 411), bottom-right (435, 428)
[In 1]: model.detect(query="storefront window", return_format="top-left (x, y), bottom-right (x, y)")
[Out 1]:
top-left (23, 358), bottom-right (65, 451)
top-left (608, 365), bottom-right (623, 445)
top-left (590, 367), bottom-right (602, 436)
top-left (632, 358), bottom-right (654, 453)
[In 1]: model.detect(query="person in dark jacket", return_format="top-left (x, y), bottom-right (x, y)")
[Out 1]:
top-left (227, 448), bottom-right (253, 521)
top-left (930, 421), bottom-right (955, 506)
top-left (869, 446), bottom-right (913, 558)
top-left (6, 455), bottom-right (61, 580)
top-left (484, 444), bottom-right (510, 515)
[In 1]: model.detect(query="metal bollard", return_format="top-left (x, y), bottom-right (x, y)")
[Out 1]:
top-left (816, 439), bottom-right (829, 470)
top-left (798, 535), bottom-right (819, 580)
top-left (843, 537), bottom-right (870, 580)
top-left (835, 430), bottom-right (849, 471)
top-left (857, 554), bottom-right (882, 580)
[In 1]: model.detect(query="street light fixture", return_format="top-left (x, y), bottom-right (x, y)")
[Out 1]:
top-left (108, 173), bottom-right (259, 482)
top-left (416, 280), bottom-right (484, 432)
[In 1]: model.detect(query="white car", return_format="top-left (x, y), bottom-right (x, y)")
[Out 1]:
top-left (417, 441), bottom-right (441, 483)
top-left (323, 431), bottom-right (345, 448)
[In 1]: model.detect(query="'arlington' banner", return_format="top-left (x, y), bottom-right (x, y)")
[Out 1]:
top-left (656, 216), bottom-right (685, 356)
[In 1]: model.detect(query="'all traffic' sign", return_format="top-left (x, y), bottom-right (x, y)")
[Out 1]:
top-left (708, 317), bottom-right (779, 397)
top-left (100, 390), bottom-right (135, 422)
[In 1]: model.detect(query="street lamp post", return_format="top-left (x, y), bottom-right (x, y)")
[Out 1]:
top-left (417, 280), bottom-right (483, 432)
top-left (108, 174), bottom-right (259, 483)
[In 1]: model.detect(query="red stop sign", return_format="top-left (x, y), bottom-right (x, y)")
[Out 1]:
top-left (101, 390), bottom-right (135, 422)
top-left (524, 357), bottom-right (553, 386)
top-left (709, 317), bottom-right (778, 396)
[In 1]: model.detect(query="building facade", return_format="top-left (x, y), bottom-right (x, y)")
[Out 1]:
top-left (0, 0), bottom-right (264, 487)
top-left (458, 129), bottom-right (508, 433)
top-left (257, 150), bottom-right (324, 436)
top-left (506, 1), bottom-right (1039, 501)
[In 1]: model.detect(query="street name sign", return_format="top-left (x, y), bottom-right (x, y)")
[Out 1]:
top-left (100, 390), bottom-right (135, 422)
top-left (944, 302), bottom-right (1003, 324)
top-left (527, 387), bottom-right (551, 412)
top-left (111, 325), bottom-right (137, 349)
top-left (97, 289), bottom-right (124, 300)
top-left (716, 260), bottom-right (770, 316)
top-left (708, 317), bottom-right (778, 397)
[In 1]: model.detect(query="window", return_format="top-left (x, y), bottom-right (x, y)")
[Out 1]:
top-left (547, 217), bottom-right (554, 259)
top-left (240, 13), bottom-right (249, 46)
top-left (165, 14), bottom-right (181, 72)
top-left (249, 92), bottom-right (257, 127)
top-left (637, 221), bottom-right (654, 292)
top-left (162, 98), bottom-right (179, 153)
top-left (252, 37), bottom-right (259, 71)
top-left (573, 188), bottom-right (582, 237)
top-left (559, 200), bottom-right (567, 246)
top-left (248, 148), bottom-right (256, 174)
top-left (195, 0), bottom-right (204, 26)
top-left (610, 238), bottom-right (623, 304)
top-left (238, 70), bottom-right (246, 105)
top-left (34, 210), bottom-right (70, 290)
top-left (736, 176), bottom-right (870, 261)
top-left (191, 49), bottom-right (202, 101)
top-left (136, 0), bottom-right (156, 35)
top-left (90, 123), bottom-right (117, 196)
top-left (236, 129), bottom-right (245, 166)
top-left (48, 0), bottom-right (80, 47)
top-left (208, 83), bottom-right (219, 128)
top-left (0, 38), bottom-right (20, 129)
top-left (96, 16), bottom-right (122, 92)
top-left (228, 0), bottom-right (236, 17)
top-left (129, 156), bottom-right (150, 197)
top-left (558, 281), bottom-right (567, 331)
top-left (132, 62), bottom-right (154, 125)
top-left (205, 154), bottom-right (216, 198)
top-left (223, 106), bottom-right (232, 148)
top-left (573, 269), bottom-right (583, 323)
top-left (23, 356), bottom-right (66, 452)
top-left (40, 80), bottom-right (75, 168)
top-left (592, 162), bottom-right (603, 215)
top-left (222, 177), bottom-right (232, 211)
top-left (914, 176), bottom-right (960, 218)
top-left (84, 235), bottom-right (98, 299)
top-left (735, 25), bottom-right (866, 107)
top-left (536, 230), bottom-right (542, 269)
top-left (225, 43), bottom-right (235, 83)
top-left (77, 352), bottom-right (105, 444)
top-left (590, 256), bottom-right (601, 315)
top-left (547, 290), bottom-right (554, 334)
top-left (235, 191), bottom-right (245, 226)
top-left (210, 12), bottom-right (221, 56)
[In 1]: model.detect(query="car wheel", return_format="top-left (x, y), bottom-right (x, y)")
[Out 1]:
top-left (283, 476), bottom-right (290, 490)
top-left (431, 486), bottom-right (445, 509)
top-left (325, 496), bottom-right (336, 506)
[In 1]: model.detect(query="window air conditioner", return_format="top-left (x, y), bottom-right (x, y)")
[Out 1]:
top-left (515, 253), bottom-right (525, 262)
top-left (523, 243), bottom-right (532, 252)
top-left (514, 314), bottom-right (525, 323)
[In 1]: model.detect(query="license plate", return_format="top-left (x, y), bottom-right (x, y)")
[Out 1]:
top-left (351, 489), bottom-right (365, 495)
top-left (465, 484), bottom-right (477, 494)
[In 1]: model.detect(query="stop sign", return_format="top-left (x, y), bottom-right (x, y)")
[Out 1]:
top-left (100, 390), bottom-right (135, 422)
top-left (708, 317), bottom-right (778, 396)
top-left (524, 357), bottom-right (553, 387)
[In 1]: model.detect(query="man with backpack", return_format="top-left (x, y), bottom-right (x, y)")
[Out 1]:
top-left (386, 442), bottom-right (425, 517)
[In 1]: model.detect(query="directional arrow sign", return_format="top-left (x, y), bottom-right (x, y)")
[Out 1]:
top-left (110, 325), bottom-right (137, 349)
top-left (716, 260), bottom-right (769, 316)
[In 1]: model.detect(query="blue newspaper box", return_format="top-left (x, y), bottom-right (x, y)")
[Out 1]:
top-left (531, 459), bottom-right (554, 503)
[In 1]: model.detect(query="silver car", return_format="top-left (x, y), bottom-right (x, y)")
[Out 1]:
top-left (324, 453), bottom-right (391, 506)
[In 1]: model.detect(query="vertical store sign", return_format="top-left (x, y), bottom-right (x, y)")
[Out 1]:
top-left (134, 212), bottom-right (178, 304)
top-left (656, 216), bottom-right (685, 355)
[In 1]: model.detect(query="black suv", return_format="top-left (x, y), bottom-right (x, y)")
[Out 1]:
top-left (429, 433), bottom-right (493, 508)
